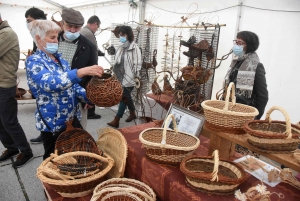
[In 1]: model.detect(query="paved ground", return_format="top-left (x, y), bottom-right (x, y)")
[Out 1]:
top-left (0, 69), bottom-right (146, 201)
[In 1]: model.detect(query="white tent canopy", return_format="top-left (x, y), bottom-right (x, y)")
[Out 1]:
top-left (1, 0), bottom-right (300, 123)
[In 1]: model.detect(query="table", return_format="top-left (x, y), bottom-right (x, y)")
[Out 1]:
top-left (205, 123), bottom-right (300, 173)
top-left (42, 122), bottom-right (300, 201)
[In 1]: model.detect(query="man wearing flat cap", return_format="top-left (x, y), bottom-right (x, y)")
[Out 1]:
top-left (58, 8), bottom-right (101, 129)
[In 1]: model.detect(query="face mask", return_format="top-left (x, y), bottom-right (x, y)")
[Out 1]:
top-left (119, 36), bottom-right (127, 43)
top-left (41, 40), bottom-right (58, 54)
top-left (26, 22), bottom-right (29, 30)
top-left (232, 44), bottom-right (245, 57)
top-left (65, 31), bottom-right (80, 41)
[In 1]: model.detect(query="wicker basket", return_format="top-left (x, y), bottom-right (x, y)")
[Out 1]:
top-left (139, 114), bottom-right (200, 165)
top-left (37, 151), bottom-right (114, 198)
top-left (180, 150), bottom-right (246, 195)
top-left (96, 127), bottom-right (128, 178)
top-left (91, 178), bottom-right (156, 201)
top-left (201, 82), bottom-right (259, 134)
top-left (86, 72), bottom-right (123, 107)
top-left (244, 106), bottom-right (300, 153)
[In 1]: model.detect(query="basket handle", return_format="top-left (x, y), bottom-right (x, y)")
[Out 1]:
top-left (223, 82), bottom-right (236, 111)
top-left (211, 150), bottom-right (219, 182)
top-left (265, 106), bottom-right (292, 139)
top-left (162, 114), bottom-right (179, 145)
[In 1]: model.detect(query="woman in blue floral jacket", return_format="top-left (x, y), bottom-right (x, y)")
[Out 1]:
top-left (26, 20), bottom-right (103, 159)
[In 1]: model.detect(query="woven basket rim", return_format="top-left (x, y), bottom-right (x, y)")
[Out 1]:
top-left (37, 151), bottom-right (114, 186)
top-left (180, 155), bottom-right (247, 185)
top-left (244, 120), bottom-right (300, 139)
top-left (201, 100), bottom-right (259, 117)
top-left (139, 128), bottom-right (200, 151)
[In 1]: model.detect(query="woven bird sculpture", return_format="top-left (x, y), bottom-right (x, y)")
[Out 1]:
top-left (151, 76), bottom-right (162, 95)
top-left (163, 74), bottom-right (174, 95)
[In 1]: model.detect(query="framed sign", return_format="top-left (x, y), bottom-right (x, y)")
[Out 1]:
top-left (162, 104), bottom-right (206, 137)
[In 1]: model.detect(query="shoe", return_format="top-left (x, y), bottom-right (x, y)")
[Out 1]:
top-left (30, 134), bottom-right (43, 144)
top-left (125, 110), bottom-right (137, 122)
top-left (190, 39), bottom-right (210, 52)
top-left (0, 149), bottom-right (19, 162)
top-left (87, 114), bottom-right (101, 119)
top-left (107, 117), bottom-right (120, 128)
top-left (12, 152), bottom-right (34, 168)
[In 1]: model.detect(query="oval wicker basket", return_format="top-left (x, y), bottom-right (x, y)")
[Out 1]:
top-left (91, 178), bottom-right (156, 201)
top-left (244, 106), bottom-right (300, 153)
top-left (139, 114), bottom-right (200, 165)
top-left (86, 73), bottom-right (123, 107)
top-left (37, 151), bottom-right (114, 198)
top-left (201, 82), bottom-right (259, 134)
top-left (180, 150), bottom-right (247, 195)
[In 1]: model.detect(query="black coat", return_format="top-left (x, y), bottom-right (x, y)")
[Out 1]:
top-left (58, 32), bottom-right (98, 88)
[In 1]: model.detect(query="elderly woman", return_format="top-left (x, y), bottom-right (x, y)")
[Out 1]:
top-left (26, 20), bottom-right (103, 159)
top-left (224, 31), bottom-right (268, 119)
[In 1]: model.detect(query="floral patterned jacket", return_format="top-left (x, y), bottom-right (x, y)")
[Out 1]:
top-left (26, 50), bottom-right (90, 133)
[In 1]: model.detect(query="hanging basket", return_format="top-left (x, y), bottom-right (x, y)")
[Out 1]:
top-left (91, 178), bottom-right (156, 201)
top-left (180, 150), bottom-right (246, 195)
top-left (139, 114), bottom-right (200, 165)
top-left (201, 82), bottom-right (258, 134)
top-left (244, 106), bottom-right (300, 153)
top-left (86, 71), bottom-right (123, 107)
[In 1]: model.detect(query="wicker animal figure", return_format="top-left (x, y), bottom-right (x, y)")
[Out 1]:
top-left (163, 74), bottom-right (174, 95)
top-left (151, 76), bottom-right (162, 95)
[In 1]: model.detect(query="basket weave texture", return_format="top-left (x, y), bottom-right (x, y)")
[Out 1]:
top-left (139, 114), bottom-right (200, 165)
top-left (244, 106), bottom-right (300, 153)
top-left (201, 82), bottom-right (258, 134)
top-left (37, 151), bottom-right (114, 198)
top-left (180, 150), bottom-right (246, 195)
top-left (96, 127), bottom-right (128, 178)
top-left (86, 73), bottom-right (123, 107)
top-left (91, 178), bottom-right (156, 201)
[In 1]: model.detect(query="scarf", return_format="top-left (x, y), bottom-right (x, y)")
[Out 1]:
top-left (114, 41), bottom-right (130, 65)
top-left (224, 52), bottom-right (260, 98)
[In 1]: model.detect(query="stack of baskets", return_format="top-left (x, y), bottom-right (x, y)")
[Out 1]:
top-left (201, 82), bottom-right (258, 134)
top-left (139, 114), bottom-right (200, 165)
top-left (180, 150), bottom-right (246, 195)
top-left (90, 178), bottom-right (156, 201)
top-left (244, 106), bottom-right (300, 153)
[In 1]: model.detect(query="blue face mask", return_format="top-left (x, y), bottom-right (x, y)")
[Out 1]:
top-left (119, 36), bottom-right (127, 43)
top-left (232, 44), bottom-right (245, 57)
top-left (65, 31), bottom-right (80, 41)
top-left (41, 40), bottom-right (58, 54)
top-left (26, 22), bottom-right (29, 30)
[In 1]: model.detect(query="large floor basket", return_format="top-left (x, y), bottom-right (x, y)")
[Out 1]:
top-left (180, 150), bottom-right (246, 195)
top-left (139, 114), bottom-right (200, 165)
top-left (91, 178), bottom-right (156, 201)
top-left (244, 106), bottom-right (300, 153)
top-left (201, 82), bottom-right (258, 134)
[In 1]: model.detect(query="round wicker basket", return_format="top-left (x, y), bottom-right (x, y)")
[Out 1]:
top-left (244, 106), bottom-right (300, 153)
top-left (86, 72), bottom-right (123, 107)
top-left (139, 114), bottom-right (200, 165)
top-left (37, 151), bottom-right (114, 198)
top-left (91, 178), bottom-right (156, 201)
top-left (201, 82), bottom-right (258, 134)
top-left (180, 150), bottom-right (246, 195)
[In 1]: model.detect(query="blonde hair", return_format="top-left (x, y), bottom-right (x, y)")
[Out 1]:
top-left (28, 20), bottom-right (61, 43)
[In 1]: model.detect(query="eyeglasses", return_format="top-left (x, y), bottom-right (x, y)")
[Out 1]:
top-left (26, 19), bottom-right (33, 23)
top-left (233, 40), bottom-right (246, 46)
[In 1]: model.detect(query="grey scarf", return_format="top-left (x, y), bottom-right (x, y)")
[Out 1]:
top-left (224, 52), bottom-right (260, 98)
top-left (113, 42), bottom-right (130, 82)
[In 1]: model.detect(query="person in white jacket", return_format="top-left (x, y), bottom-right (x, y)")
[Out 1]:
top-left (107, 26), bottom-right (141, 128)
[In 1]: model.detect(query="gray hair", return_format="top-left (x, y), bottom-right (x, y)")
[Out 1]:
top-left (28, 20), bottom-right (61, 43)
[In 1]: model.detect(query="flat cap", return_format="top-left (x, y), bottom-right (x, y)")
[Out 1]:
top-left (62, 8), bottom-right (84, 26)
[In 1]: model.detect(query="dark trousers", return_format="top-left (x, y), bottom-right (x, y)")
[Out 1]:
top-left (0, 86), bottom-right (32, 154)
top-left (88, 106), bottom-right (96, 116)
top-left (116, 87), bottom-right (135, 118)
top-left (41, 131), bottom-right (60, 160)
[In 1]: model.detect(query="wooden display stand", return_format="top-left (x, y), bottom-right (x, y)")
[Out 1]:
top-left (203, 122), bottom-right (300, 172)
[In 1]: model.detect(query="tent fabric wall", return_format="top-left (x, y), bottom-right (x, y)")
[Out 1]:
top-left (1, 0), bottom-right (299, 123)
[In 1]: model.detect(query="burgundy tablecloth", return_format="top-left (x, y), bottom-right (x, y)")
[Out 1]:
top-left (146, 93), bottom-right (175, 111)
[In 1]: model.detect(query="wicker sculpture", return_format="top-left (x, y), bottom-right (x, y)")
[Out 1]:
top-left (91, 178), bottom-right (156, 201)
top-left (201, 82), bottom-right (258, 134)
top-left (180, 150), bottom-right (247, 195)
top-left (244, 106), bottom-right (300, 153)
top-left (139, 114), bottom-right (200, 165)
top-left (86, 72), bottom-right (123, 107)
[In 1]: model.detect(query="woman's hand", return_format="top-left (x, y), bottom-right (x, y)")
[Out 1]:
top-left (77, 65), bottom-right (104, 78)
